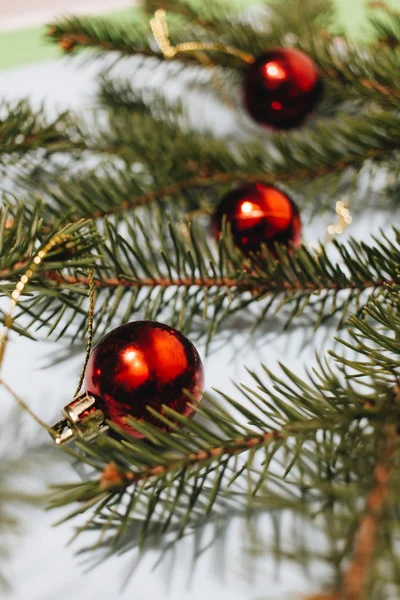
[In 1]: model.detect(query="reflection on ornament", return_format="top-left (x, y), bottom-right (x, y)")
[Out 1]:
top-left (264, 62), bottom-right (287, 80)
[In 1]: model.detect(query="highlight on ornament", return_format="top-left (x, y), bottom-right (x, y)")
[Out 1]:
top-left (243, 48), bottom-right (323, 129)
top-left (212, 183), bottom-right (302, 255)
top-left (49, 321), bottom-right (205, 444)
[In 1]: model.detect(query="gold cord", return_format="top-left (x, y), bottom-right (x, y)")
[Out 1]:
top-left (150, 9), bottom-right (255, 64)
top-left (0, 234), bottom-right (96, 430)
top-left (0, 233), bottom-right (72, 430)
top-left (74, 267), bottom-right (95, 397)
top-left (0, 233), bottom-right (71, 372)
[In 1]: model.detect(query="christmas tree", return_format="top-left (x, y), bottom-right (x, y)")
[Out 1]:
top-left (1, 0), bottom-right (400, 597)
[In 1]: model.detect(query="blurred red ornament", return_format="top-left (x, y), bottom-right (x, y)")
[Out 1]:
top-left (213, 183), bottom-right (302, 255)
top-left (84, 321), bottom-right (204, 436)
top-left (243, 48), bottom-right (323, 129)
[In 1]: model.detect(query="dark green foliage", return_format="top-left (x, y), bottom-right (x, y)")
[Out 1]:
top-left (6, 202), bottom-right (400, 346)
top-left (19, 106), bottom-right (400, 230)
top-left (0, 200), bottom-right (100, 336)
top-left (48, 287), bottom-right (400, 599)
top-left (0, 101), bottom-right (81, 165)
top-left (369, 3), bottom-right (400, 48)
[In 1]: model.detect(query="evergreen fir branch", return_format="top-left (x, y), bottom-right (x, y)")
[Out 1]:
top-left (30, 108), bottom-right (400, 226)
top-left (48, 392), bottom-right (347, 540)
top-left (0, 201), bottom-right (100, 336)
top-left (0, 100), bottom-right (80, 161)
top-left (311, 38), bottom-right (400, 109)
top-left (330, 423), bottom-right (396, 600)
top-left (47, 0), bottom-right (400, 112)
top-left (98, 77), bottom-right (187, 118)
top-left (10, 0), bottom-right (400, 592)
top-left (47, 12), bottom-right (180, 62)
top-left (45, 14), bottom-right (261, 68)
top-left (369, 2), bottom-right (400, 48)
top-left (15, 211), bottom-right (400, 343)
top-left (48, 287), bottom-right (400, 558)
top-left (0, 202), bottom-right (99, 273)
top-left (47, 0), bottom-right (336, 68)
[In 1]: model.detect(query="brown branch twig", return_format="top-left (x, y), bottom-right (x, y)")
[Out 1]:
top-left (49, 30), bottom-right (158, 57)
top-left (0, 266), bottom-right (391, 297)
top-left (99, 415), bottom-right (343, 492)
top-left (100, 429), bottom-right (284, 491)
top-left (339, 430), bottom-right (395, 599)
top-left (307, 419), bottom-right (398, 600)
top-left (85, 143), bottom-right (396, 220)
top-left (30, 272), bottom-right (391, 294)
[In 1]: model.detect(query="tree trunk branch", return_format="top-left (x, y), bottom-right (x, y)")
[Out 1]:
top-left (307, 421), bottom-right (397, 600)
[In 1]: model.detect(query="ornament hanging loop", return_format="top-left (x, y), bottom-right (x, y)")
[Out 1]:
top-left (50, 267), bottom-right (102, 445)
top-left (49, 392), bottom-right (108, 445)
top-left (74, 267), bottom-right (95, 398)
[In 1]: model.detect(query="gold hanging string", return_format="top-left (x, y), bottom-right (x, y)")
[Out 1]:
top-left (74, 267), bottom-right (95, 397)
top-left (0, 232), bottom-right (95, 431)
top-left (150, 9), bottom-right (255, 64)
top-left (0, 233), bottom-right (71, 373)
top-left (0, 232), bottom-right (72, 430)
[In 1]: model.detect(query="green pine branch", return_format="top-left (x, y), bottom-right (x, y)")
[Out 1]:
top-left (22, 107), bottom-right (400, 227)
top-left (47, 11), bottom-right (166, 61)
top-left (47, 0), bottom-right (337, 68)
top-left (0, 101), bottom-right (81, 161)
top-left (0, 200), bottom-right (100, 337)
top-left (310, 36), bottom-right (400, 110)
top-left (0, 2), bottom-right (397, 594)
top-left (48, 286), bottom-right (400, 573)
top-left (369, 2), bottom-right (400, 48)
top-left (13, 204), bottom-right (400, 346)
top-left (47, 0), bottom-right (400, 112)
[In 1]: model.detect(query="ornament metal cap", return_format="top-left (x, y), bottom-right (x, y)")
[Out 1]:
top-left (49, 391), bottom-right (108, 445)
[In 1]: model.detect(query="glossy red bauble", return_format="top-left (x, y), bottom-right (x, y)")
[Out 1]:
top-left (212, 183), bottom-right (302, 255)
top-left (84, 321), bottom-right (204, 436)
top-left (243, 48), bottom-right (323, 129)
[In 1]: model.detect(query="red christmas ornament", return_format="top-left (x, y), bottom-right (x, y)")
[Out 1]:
top-left (213, 183), bottom-right (302, 255)
top-left (82, 321), bottom-right (205, 436)
top-left (243, 48), bottom-right (323, 129)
